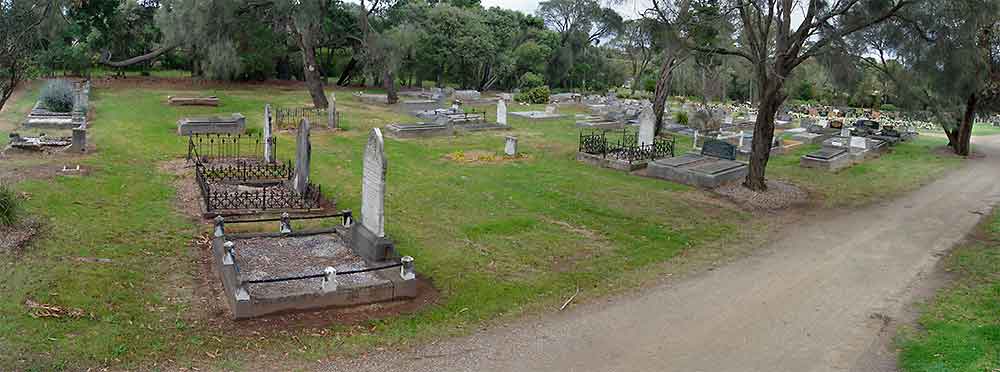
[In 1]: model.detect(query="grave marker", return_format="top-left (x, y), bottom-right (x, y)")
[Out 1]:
top-left (264, 104), bottom-right (274, 163)
top-left (638, 105), bottom-right (655, 146)
top-left (293, 119), bottom-right (311, 194)
top-left (361, 128), bottom-right (386, 237)
top-left (505, 136), bottom-right (518, 156)
top-left (497, 99), bottom-right (508, 126)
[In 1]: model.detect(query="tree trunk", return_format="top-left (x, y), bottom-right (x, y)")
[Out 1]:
top-left (652, 53), bottom-right (676, 135)
top-left (100, 44), bottom-right (178, 68)
top-left (337, 57), bottom-right (358, 86)
top-left (953, 93), bottom-right (977, 156)
top-left (384, 69), bottom-right (398, 104)
top-left (744, 72), bottom-right (785, 191)
top-left (295, 25), bottom-right (329, 109)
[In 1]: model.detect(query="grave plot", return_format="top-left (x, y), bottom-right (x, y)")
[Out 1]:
top-left (187, 118), bottom-right (333, 218)
top-left (211, 212), bottom-right (418, 319)
top-left (167, 95), bottom-right (219, 106)
top-left (385, 101), bottom-right (509, 138)
top-left (210, 128), bottom-right (420, 319)
top-left (271, 97), bottom-right (340, 130)
top-left (576, 106), bottom-right (675, 171)
top-left (4, 80), bottom-right (91, 155)
top-left (510, 104), bottom-right (565, 120)
top-left (800, 147), bottom-right (851, 171)
top-left (647, 139), bottom-right (748, 188)
top-left (177, 113), bottom-right (246, 136)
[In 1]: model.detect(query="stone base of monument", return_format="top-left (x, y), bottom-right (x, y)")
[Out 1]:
top-left (168, 96), bottom-right (220, 106)
top-left (510, 111), bottom-right (565, 120)
top-left (789, 132), bottom-right (830, 145)
top-left (800, 148), bottom-right (851, 171)
top-left (576, 116), bottom-right (625, 130)
top-left (384, 123), bottom-right (454, 138)
top-left (212, 222), bottom-right (417, 320)
top-left (647, 153), bottom-right (748, 189)
top-left (23, 116), bottom-right (84, 130)
top-left (178, 114), bottom-right (246, 136)
top-left (575, 151), bottom-right (650, 171)
top-left (351, 223), bottom-right (397, 262)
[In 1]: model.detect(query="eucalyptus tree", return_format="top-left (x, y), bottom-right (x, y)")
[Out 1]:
top-left (644, 0), bottom-right (694, 133)
top-left (538, 0), bottom-right (624, 88)
top-left (613, 19), bottom-right (656, 95)
top-left (695, 0), bottom-right (913, 191)
top-left (1, 1), bottom-right (55, 110)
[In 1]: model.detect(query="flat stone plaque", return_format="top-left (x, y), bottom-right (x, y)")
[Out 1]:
top-left (805, 148), bottom-right (846, 160)
top-left (689, 159), bottom-right (744, 175)
top-left (654, 153), bottom-right (705, 167)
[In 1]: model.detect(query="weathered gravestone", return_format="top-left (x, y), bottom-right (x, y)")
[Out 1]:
top-left (545, 104), bottom-right (557, 115)
top-left (70, 128), bottom-right (87, 153)
top-left (638, 105), bottom-right (656, 146)
top-left (840, 125), bottom-right (851, 138)
top-left (264, 104), bottom-right (274, 163)
top-left (327, 93), bottom-right (338, 129)
top-left (497, 99), bottom-right (508, 126)
top-left (505, 136), bottom-right (518, 156)
top-left (352, 128), bottom-right (396, 261)
top-left (293, 119), bottom-right (311, 194)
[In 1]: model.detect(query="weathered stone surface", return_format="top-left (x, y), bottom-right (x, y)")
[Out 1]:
top-left (264, 104), bottom-right (274, 163)
top-left (361, 128), bottom-right (386, 237)
top-left (70, 128), bottom-right (87, 153)
top-left (455, 90), bottom-right (481, 101)
top-left (177, 114), bottom-right (246, 136)
top-left (505, 136), bottom-right (518, 156)
top-left (293, 119), bottom-right (311, 194)
top-left (545, 105), bottom-right (557, 115)
top-left (497, 100), bottom-right (508, 126)
top-left (638, 105), bottom-right (655, 146)
top-left (168, 96), bottom-right (220, 106)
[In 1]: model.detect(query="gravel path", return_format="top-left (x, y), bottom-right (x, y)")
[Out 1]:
top-left (318, 136), bottom-right (1000, 372)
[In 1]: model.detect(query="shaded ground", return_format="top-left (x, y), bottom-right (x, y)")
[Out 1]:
top-left (320, 135), bottom-right (1000, 372)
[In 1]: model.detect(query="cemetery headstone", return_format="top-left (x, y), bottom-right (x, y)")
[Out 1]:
top-left (849, 136), bottom-right (868, 150)
top-left (505, 136), bottom-right (518, 156)
top-left (638, 105), bottom-right (656, 146)
top-left (264, 104), bottom-right (274, 163)
top-left (545, 104), bottom-right (557, 115)
top-left (70, 127), bottom-right (86, 152)
top-left (361, 128), bottom-right (386, 238)
top-left (840, 126), bottom-right (851, 137)
top-left (327, 93), bottom-right (338, 129)
top-left (497, 99), bottom-right (508, 126)
top-left (293, 119), bottom-right (311, 194)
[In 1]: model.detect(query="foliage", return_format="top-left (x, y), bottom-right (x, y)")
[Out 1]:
top-left (880, 104), bottom-right (898, 111)
top-left (39, 80), bottom-right (75, 113)
top-left (0, 184), bottom-right (20, 227)
top-left (519, 72), bottom-right (545, 89)
top-left (674, 110), bottom-right (688, 125)
top-left (514, 85), bottom-right (550, 104)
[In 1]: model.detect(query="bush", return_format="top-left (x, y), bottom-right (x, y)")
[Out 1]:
top-left (880, 104), bottom-right (898, 112)
top-left (515, 86), bottom-right (550, 104)
top-left (39, 80), bottom-right (75, 113)
top-left (519, 72), bottom-right (545, 89)
top-left (674, 111), bottom-right (689, 125)
top-left (0, 185), bottom-right (20, 227)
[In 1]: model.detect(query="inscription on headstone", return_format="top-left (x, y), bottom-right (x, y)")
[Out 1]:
top-left (361, 128), bottom-right (386, 237)
top-left (293, 119), bottom-right (311, 194)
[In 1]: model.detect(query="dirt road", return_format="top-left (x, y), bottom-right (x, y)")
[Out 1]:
top-left (323, 136), bottom-right (1000, 372)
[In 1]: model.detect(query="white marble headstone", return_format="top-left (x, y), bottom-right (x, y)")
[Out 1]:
top-left (504, 136), bottom-right (517, 156)
top-left (849, 136), bottom-right (868, 150)
top-left (840, 126), bottom-right (851, 137)
top-left (361, 128), bottom-right (386, 237)
top-left (638, 105), bottom-right (656, 146)
top-left (545, 104), bottom-right (557, 115)
top-left (263, 104), bottom-right (274, 163)
top-left (497, 99), bottom-right (507, 126)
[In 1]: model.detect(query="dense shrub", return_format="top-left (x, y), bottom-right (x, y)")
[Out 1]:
top-left (515, 86), bottom-right (550, 104)
top-left (39, 80), bottom-right (75, 113)
top-left (674, 111), bottom-right (689, 125)
top-left (519, 72), bottom-right (545, 89)
top-left (880, 104), bottom-right (898, 112)
top-left (0, 185), bottom-right (20, 227)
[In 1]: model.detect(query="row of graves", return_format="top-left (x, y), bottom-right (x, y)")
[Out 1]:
top-left (798, 119), bottom-right (918, 171)
top-left (385, 100), bottom-right (510, 138)
top-left (5, 80), bottom-right (91, 154)
top-left (183, 106), bottom-right (417, 319)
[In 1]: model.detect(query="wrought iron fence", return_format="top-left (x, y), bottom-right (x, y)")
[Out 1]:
top-left (274, 106), bottom-right (332, 129)
top-left (579, 128), bottom-right (675, 164)
top-left (188, 133), bottom-right (272, 164)
top-left (195, 164), bottom-right (323, 212)
top-left (197, 161), bottom-right (294, 183)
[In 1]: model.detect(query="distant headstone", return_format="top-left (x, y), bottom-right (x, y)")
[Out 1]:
top-left (455, 90), bottom-right (481, 101)
top-left (264, 104), bottom-right (274, 163)
top-left (505, 136), bottom-right (518, 156)
top-left (702, 139), bottom-right (738, 161)
top-left (70, 127), bottom-right (86, 152)
top-left (327, 94), bottom-right (338, 129)
top-left (638, 105), bottom-right (656, 146)
top-left (497, 99), bottom-right (508, 126)
top-left (545, 104), bottom-right (557, 115)
top-left (849, 136), bottom-right (868, 150)
top-left (361, 128), bottom-right (387, 238)
top-left (293, 119), bottom-right (311, 194)
top-left (840, 126), bottom-right (851, 137)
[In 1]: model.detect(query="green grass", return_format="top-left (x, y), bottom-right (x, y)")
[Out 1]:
top-left (0, 80), bottom-right (965, 370)
top-left (898, 212), bottom-right (1000, 372)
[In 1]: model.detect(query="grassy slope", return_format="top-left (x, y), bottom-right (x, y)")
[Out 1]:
top-left (898, 213), bottom-right (1000, 372)
top-left (0, 83), bottom-right (962, 370)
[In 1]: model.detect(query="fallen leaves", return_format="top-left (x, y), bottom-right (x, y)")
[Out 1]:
top-left (25, 299), bottom-right (92, 320)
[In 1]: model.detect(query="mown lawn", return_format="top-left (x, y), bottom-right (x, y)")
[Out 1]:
top-left (898, 211), bottom-right (1000, 372)
top-left (0, 80), bottom-right (964, 370)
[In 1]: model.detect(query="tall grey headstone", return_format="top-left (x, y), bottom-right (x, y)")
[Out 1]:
top-left (840, 125), bottom-right (851, 137)
top-left (638, 105), bottom-right (656, 146)
top-left (71, 127), bottom-right (87, 153)
top-left (293, 119), bottom-right (311, 194)
top-left (361, 128), bottom-right (386, 238)
top-left (327, 93), bottom-right (338, 129)
top-left (263, 104), bottom-right (274, 163)
top-left (497, 99), bottom-right (508, 126)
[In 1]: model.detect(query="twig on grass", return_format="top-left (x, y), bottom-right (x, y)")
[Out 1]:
top-left (560, 287), bottom-right (580, 311)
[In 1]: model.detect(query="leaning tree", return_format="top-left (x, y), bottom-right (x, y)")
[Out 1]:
top-left (697, 0), bottom-right (913, 191)
top-left (0, 1), bottom-right (53, 111)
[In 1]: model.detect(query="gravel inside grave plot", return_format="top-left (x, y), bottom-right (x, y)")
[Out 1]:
top-left (233, 234), bottom-right (387, 299)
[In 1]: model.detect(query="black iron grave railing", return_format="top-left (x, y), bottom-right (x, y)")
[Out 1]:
top-left (188, 133), bottom-right (272, 164)
top-left (274, 106), bottom-right (331, 129)
top-left (195, 164), bottom-right (323, 213)
top-left (197, 161), bottom-right (294, 183)
top-left (579, 128), bottom-right (675, 164)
